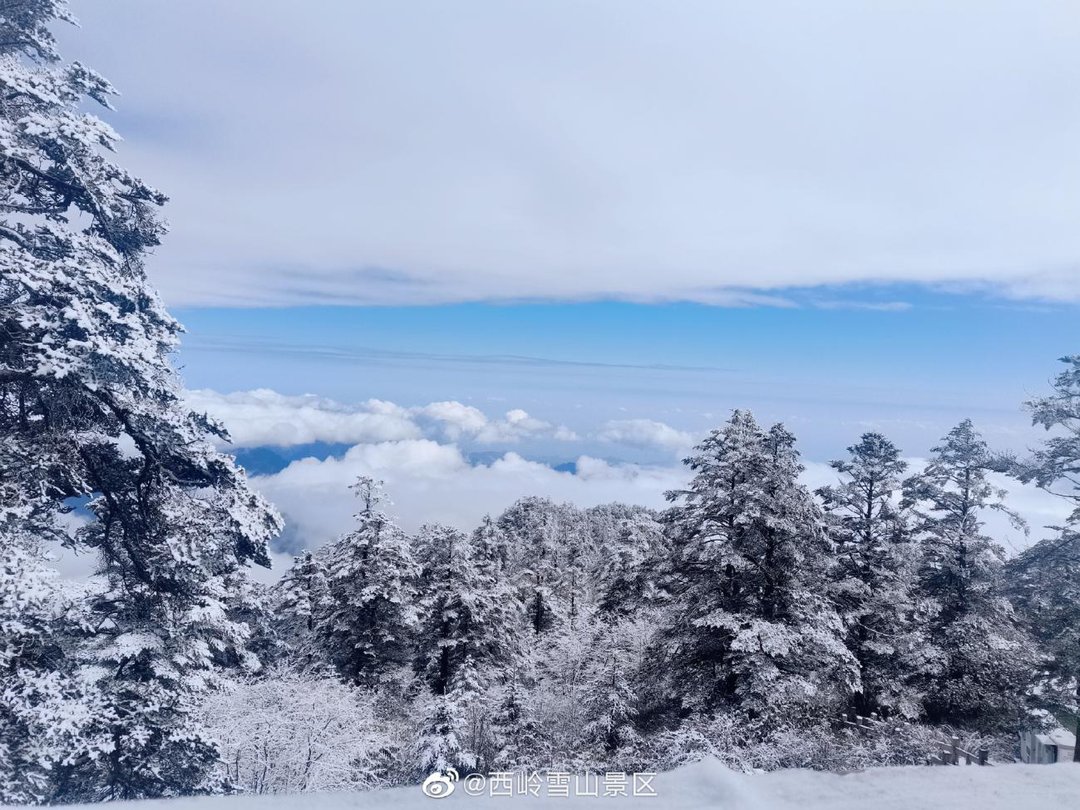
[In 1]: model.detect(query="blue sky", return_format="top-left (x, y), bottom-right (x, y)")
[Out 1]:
top-left (168, 293), bottom-right (1075, 573)
top-left (175, 292), bottom-right (1075, 461)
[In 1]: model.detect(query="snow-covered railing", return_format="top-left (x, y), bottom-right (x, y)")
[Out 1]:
top-left (838, 710), bottom-right (990, 766)
top-left (932, 737), bottom-right (990, 766)
top-left (839, 709), bottom-right (890, 731)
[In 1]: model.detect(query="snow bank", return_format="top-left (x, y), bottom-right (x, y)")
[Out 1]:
top-left (54, 760), bottom-right (1078, 810)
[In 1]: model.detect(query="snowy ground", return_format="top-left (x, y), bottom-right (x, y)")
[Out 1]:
top-left (55, 759), bottom-right (1078, 810)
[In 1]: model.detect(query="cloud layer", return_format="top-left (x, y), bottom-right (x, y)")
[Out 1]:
top-left (62, 1), bottom-right (1080, 307)
top-left (256, 444), bottom-right (683, 561)
top-left (178, 388), bottom-right (1071, 583)
top-left (185, 389), bottom-right (580, 449)
top-left (252, 442), bottom-right (1062, 583)
top-left (599, 419), bottom-right (695, 452)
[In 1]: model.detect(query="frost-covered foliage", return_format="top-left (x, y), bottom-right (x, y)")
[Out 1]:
top-left (0, 2), bottom-right (279, 802)
top-left (2, 1), bottom-right (1069, 800)
top-left (652, 712), bottom-right (999, 773)
top-left (257, 405), bottom-right (1062, 789)
top-left (659, 412), bottom-right (857, 725)
top-left (216, 394), bottom-right (1073, 792)
top-left (199, 669), bottom-right (388, 793)
top-left (902, 421), bottom-right (1036, 732)
top-left (263, 490), bottom-right (669, 784)
top-left (577, 615), bottom-right (651, 767)
top-left (1004, 355), bottom-right (1080, 756)
top-left (272, 550), bottom-right (329, 668)
top-left (818, 433), bottom-right (922, 719)
top-left (0, 540), bottom-right (101, 804)
top-left (318, 477), bottom-right (418, 685)
top-left (1014, 355), bottom-right (1080, 524)
top-left (1007, 530), bottom-right (1080, 739)
top-left (410, 522), bottom-right (525, 773)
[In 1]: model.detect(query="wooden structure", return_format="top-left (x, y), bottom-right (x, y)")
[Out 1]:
top-left (1019, 727), bottom-right (1076, 764)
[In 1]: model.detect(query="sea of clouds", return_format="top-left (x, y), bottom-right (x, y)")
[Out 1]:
top-left (180, 389), bottom-right (1067, 582)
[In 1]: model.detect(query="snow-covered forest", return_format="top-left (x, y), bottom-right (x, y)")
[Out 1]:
top-left (1, 1), bottom-right (1079, 806)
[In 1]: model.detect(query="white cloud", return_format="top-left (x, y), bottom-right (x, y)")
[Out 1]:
top-left (184, 389), bottom-right (420, 447)
top-left (253, 443), bottom-right (685, 564)
top-left (598, 419), bottom-right (695, 453)
top-left (413, 401), bottom-right (489, 441)
top-left (61, 1), bottom-right (1080, 307)
top-left (415, 402), bottom-right (578, 444)
top-left (186, 389), bottom-right (576, 448)
top-left (178, 387), bottom-right (1071, 581)
top-left (250, 442), bottom-right (1071, 581)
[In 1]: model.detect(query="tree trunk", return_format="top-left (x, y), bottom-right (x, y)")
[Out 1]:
top-left (1074, 682), bottom-right (1080, 763)
top-left (1074, 712), bottom-right (1080, 763)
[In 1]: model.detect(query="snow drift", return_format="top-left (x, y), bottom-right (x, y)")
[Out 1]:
top-left (54, 759), bottom-right (1079, 810)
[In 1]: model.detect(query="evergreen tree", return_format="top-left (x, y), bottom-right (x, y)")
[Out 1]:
top-left (471, 514), bottom-right (511, 578)
top-left (531, 604), bottom-right (595, 764)
top-left (273, 551), bottom-right (330, 668)
top-left (902, 420), bottom-right (1035, 731)
top-left (1, 2), bottom-right (280, 799)
top-left (1012, 355), bottom-right (1080, 525)
top-left (413, 523), bottom-right (523, 694)
top-left (562, 515), bottom-right (591, 631)
top-left (321, 477), bottom-right (418, 686)
top-left (0, 423), bottom-right (96, 804)
top-left (498, 497), bottom-right (564, 634)
top-left (818, 432), bottom-right (919, 717)
top-left (578, 618), bottom-right (646, 768)
top-left (661, 411), bottom-right (856, 726)
top-left (596, 510), bottom-right (666, 617)
top-left (415, 657), bottom-right (483, 776)
top-left (0, 538), bottom-right (101, 804)
top-left (1005, 355), bottom-right (1080, 755)
top-left (490, 676), bottom-right (542, 770)
top-left (469, 515), bottom-right (528, 662)
top-left (221, 576), bottom-right (280, 673)
top-left (408, 522), bottom-right (531, 777)
top-left (1006, 531), bottom-right (1080, 751)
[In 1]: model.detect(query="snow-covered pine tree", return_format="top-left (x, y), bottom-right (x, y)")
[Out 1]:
top-left (413, 523), bottom-right (517, 696)
top-left (273, 550), bottom-right (330, 669)
top-left (468, 514), bottom-right (528, 663)
top-left (411, 521), bottom-right (528, 771)
top-left (902, 420), bottom-right (1035, 731)
top-left (0, 535), bottom-right (102, 804)
top-left (660, 411), bottom-right (856, 727)
top-left (414, 670), bottom-right (474, 777)
top-left (490, 676), bottom-right (543, 770)
top-left (1004, 355), bottom-right (1080, 755)
top-left (596, 509), bottom-right (666, 617)
top-left (1006, 530), bottom-right (1080, 752)
top-left (471, 514), bottom-right (511, 579)
top-left (1011, 355), bottom-right (1080, 525)
top-left (0, 397), bottom-right (100, 805)
top-left (1, 2), bottom-right (281, 800)
top-left (497, 497), bottom-right (565, 634)
top-left (220, 574), bottom-right (280, 673)
top-left (578, 617), bottom-right (647, 769)
top-left (321, 477), bottom-right (418, 686)
top-left (561, 513), bottom-right (591, 631)
top-left (412, 522), bottom-right (531, 777)
top-left (817, 432), bottom-right (920, 718)
top-left (529, 603), bottom-right (595, 766)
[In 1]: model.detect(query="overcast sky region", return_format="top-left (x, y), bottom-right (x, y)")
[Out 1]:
top-left (51, 2), bottom-right (1080, 574)
top-left (62, 1), bottom-right (1080, 307)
